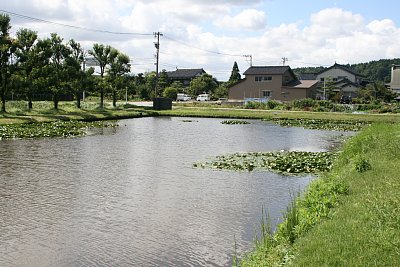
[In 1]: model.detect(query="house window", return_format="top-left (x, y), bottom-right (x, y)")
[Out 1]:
top-left (255, 76), bottom-right (272, 82)
top-left (262, 90), bottom-right (272, 98)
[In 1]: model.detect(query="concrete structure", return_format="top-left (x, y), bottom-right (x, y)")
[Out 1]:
top-left (389, 65), bottom-right (400, 96)
top-left (228, 66), bottom-right (319, 101)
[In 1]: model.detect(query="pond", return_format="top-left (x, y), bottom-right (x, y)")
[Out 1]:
top-left (0, 117), bottom-right (350, 266)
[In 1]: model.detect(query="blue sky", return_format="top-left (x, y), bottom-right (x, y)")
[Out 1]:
top-left (2, 0), bottom-right (400, 80)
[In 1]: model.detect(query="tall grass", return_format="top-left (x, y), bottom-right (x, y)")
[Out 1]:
top-left (238, 123), bottom-right (400, 266)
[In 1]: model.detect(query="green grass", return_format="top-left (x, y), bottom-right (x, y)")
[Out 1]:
top-left (238, 123), bottom-right (400, 266)
top-left (0, 100), bottom-right (151, 125)
top-left (158, 106), bottom-right (400, 124)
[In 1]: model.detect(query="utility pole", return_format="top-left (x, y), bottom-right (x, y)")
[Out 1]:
top-left (282, 57), bottom-right (288, 66)
top-left (243, 54), bottom-right (252, 67)
top-left (154, 32), bottom-right (163, 98)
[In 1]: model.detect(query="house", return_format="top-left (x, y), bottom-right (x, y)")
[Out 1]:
top-left (228, 66), bottom-right (319, 101)
top-left (165, 68), bottom-right (206, 87)
top-left (300, 63), bottom-right (366, 98)
top-left (388, 65), bottom-right (400, 97)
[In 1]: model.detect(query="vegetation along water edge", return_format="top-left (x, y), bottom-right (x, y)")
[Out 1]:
top-left (235, 123), bottom-right (400, 266)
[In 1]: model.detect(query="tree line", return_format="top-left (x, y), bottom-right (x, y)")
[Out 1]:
top-left (0, 14), bottom-right (242, 113)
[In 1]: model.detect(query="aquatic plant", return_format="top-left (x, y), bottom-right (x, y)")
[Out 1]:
top-left (271, 118), bottom-right (369, 131)
top-left (194, 150), bottom-right (337, 175)
top-left (221, 120), bottom-right (250, 125)
top-left (0, 120), bottom-right (118, 139)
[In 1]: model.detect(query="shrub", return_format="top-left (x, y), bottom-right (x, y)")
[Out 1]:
top-left (244, 101), bottom-right (266, 109)
top-left (162, 87), bottom-right (178, 100)
top-left (266, 100), bottom-right (281, 110)
top-left (292, 98), bottom-right (317, 109)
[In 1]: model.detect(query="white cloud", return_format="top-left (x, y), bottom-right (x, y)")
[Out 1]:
top-left (215, 9), bottom-right (267, 30)
top-left (2, 2), bottom-right (400, 80)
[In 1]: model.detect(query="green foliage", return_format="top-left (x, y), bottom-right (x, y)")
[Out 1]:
top-left (220, 120), bottom-right (250, 125)
top-left (244, 101), bottom-right (266, 109)
top-left (228, 61), bottom-right (241, 82)
top-left (194, 151), bottom-right (337, 174)
top-left (162, 87), bottom-right (178, 99)
top-left (272, 118), bottom-right (369, 131)
top-left (266, 100), bottom-right (281, 109)
top-left (354, 157), bottom-right (372, 172)
top-left (292, 98), bottom-right (317, 109)
top-left (189, 73), bottom-right (218, 96)
top-left (0, 120), bottom-right (118, 139)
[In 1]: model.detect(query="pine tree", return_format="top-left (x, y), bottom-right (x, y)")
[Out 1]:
top-left (229, 61), bottom-right (241, 83)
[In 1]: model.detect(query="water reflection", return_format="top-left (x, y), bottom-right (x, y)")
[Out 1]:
top-left (0, 117), bottom-right (350, 266)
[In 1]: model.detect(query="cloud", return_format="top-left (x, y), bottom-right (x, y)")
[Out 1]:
top-left (2, 2), bottom-right (400, 80)
top-left (214, 9), bottom-right (267, 30)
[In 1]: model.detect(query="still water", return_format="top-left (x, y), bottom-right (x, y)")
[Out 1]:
top-left (0, 117), bottom-right (347, 266)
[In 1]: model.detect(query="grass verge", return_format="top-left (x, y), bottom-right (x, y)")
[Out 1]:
top-left (238, 123), bottom-right (400, 266)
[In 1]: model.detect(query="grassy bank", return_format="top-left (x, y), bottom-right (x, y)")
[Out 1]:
top-left (158, 106), bottom-right (400, 124)
top-left (238, 123), bottom-right (400, 266)
top-left (0, 101), bottom-right (153, 125)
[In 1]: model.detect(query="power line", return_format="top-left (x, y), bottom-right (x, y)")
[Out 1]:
top-left (0, 9), bottom-right (153, 36)
top-left (163, 34), bottom-right (245, 57)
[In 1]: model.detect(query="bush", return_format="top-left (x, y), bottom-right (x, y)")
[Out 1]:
top-left (266, 100), bottom-right (281, 110)
top-left (292, 98), bottom-right (317, 109)
top-left (244, 101), bottom-right (266, 109)
top-left (162, 87), bottom-right (178, 100)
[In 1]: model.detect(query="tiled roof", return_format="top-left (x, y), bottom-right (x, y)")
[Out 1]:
top-left (298, 73), bottom-right (317, 80)
top-left (243, 66), bottom-right (292, 75)
top-left (317, 63), bottom-right (364, 77)
top-left (166, 68), bottom-right (205, 79)
top-left (283, 80), bottom-right (319, 89)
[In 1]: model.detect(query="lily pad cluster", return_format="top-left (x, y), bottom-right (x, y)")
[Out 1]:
top-left (0, 120), bottom-right (118, 139)
top-left (221, 120), bottom-right (250, 125)
top-left (193, 151), bottom-right (337, 174)
top-left (271, 118), bottom-right (369, 131)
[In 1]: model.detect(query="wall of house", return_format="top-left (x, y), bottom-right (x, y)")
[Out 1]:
top-left (316, 68), bottom-right (356, 83)
top-left (229, 74), bottom-right (285, 101)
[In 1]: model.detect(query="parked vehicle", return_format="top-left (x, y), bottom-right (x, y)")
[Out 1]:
top-left (176, 93), bottom-right (191, 101)
top-left (196, 94), bottom-right (210, 101)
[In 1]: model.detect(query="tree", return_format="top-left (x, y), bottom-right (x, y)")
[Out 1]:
top-left (189, 73), bottom-right (218, 97)
top-left (213, 83), bottom-right (229, 99)
top-left (108, 51), bottom-right (131, 107)
top-left (67, 39), bottom-right (95, 108)
top-left (46, 33), bottom-right (71, 109)
top-left (89, 43), bottom-right (115, 108)
top-left (228, 61), bottom-right (241, 83)
top-left (157, 69), bottom-right (170, 96)
top-left (0, 14), bottom-right (17, 112)
top-left (163, 87), bottom-right (178, 99)
top-left (15, 28), bottom-right (38, 109)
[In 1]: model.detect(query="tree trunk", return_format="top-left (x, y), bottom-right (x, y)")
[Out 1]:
top-left (100, 88), bottom-right (104, 108)
top-left (1, 97), bottom-right (5, 113)
top-left (28, 94), bottom-right (33, 110)
top-left (76, 92), bottom-right (81, 109)
top-left (113, 90), bottom-right (116, 107)
top-left (53, 94), bottom-right (59, 110)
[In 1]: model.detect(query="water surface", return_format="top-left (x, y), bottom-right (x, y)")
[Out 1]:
top-left (0, 117), bottom-right (348, 266)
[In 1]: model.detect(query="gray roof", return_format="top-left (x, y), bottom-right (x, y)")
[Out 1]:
top-left (166, 68), bottom-right (206, 79)
top-left (243, 66), bottom-right (292, 75)
top-left (299, 73), bottom-right (317, 80)
top-left (317, 63), bottom-right (364, 77)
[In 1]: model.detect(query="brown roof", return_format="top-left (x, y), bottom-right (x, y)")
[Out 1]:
top-left (283, 80), bottom-right (319, 89)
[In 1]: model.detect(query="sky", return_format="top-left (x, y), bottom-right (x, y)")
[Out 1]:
top-left (1, 0), bottom-right (400, 81)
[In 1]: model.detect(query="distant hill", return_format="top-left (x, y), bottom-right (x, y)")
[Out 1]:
top-left (293, 59), bottom-right (400, 83)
